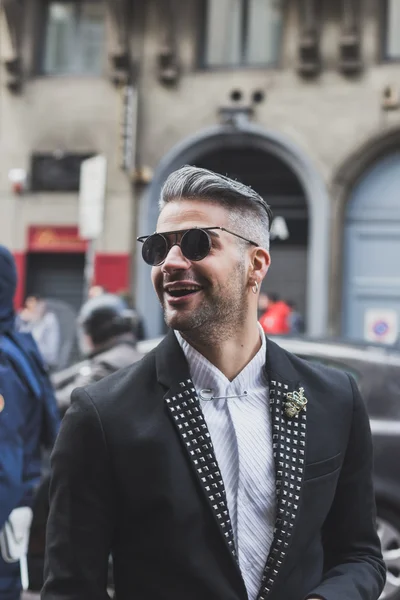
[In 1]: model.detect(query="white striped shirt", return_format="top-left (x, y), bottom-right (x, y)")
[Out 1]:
top-left (175, 329), bottom-right (276, 600)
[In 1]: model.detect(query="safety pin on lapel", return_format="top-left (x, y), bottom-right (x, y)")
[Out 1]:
top-left (284, 386), bottom-right (308, 418)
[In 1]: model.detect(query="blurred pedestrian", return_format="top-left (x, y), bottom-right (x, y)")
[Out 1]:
top-left (287, 300), bottom-right (305, 334)
top-left (56, 294), bottom-right (142, 412)
top-left (259, 292), bottom-right (291, 334)
top-left (19, 295), bottom-right (60, 371)
top-left (0, 246), bottom-right (60, 600)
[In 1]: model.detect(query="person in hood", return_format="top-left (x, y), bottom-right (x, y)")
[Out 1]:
top-left (55, 294), bottom-right (142, 412)
top-left (0, 245), bottom-right (60, 600)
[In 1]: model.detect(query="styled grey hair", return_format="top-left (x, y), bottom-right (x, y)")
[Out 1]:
top-left (159, 165), bottom-right (272, 250)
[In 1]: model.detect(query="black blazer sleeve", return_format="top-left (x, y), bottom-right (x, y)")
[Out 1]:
top-left (306, 375), bottom-right (386, 600)
top-left (42, 388), bottom-right (114, 600)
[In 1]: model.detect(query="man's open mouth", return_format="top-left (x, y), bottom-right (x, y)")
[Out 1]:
top-left (165, 285), bottom-right (202, 298)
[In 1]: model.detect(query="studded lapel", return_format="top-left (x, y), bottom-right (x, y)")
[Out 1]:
top-left (156, 333), bottom-right (239, 568)
top-left (156, 332), bottom-right (308, 597)
top-left (256, 340), bottom-right (308, 599)
top-left (164, 379), bottom-right (238, 563)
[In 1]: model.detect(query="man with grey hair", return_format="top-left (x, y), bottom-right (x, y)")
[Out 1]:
top-left (43, 166), bottom-right (384, 600)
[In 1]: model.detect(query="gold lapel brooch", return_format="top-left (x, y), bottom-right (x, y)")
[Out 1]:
top-left (284, 387), bottom-right (308, 418)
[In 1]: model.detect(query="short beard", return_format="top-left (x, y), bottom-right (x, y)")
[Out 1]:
top-left (163, 259), bottom-right (248, 346)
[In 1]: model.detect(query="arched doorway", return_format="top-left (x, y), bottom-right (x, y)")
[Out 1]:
top-left (195, 147), bottom-right (308, 319)
top-left (136, 123), bottom-right (329, 339)
top-left (342, 152), bottom-right (400, 344)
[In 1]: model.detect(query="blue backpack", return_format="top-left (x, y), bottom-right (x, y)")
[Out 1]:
top-left (0, 336), bottom-right (42, 401)
top-left (0, 333), bottom-right (60, 449)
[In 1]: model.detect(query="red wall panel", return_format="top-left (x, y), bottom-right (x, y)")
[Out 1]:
top-left (94, 253), bottom-right (131, 294)
top-left (13, 249), bottom-right (130, 308)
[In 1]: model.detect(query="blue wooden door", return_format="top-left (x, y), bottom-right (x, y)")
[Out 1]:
top-left (342, 152), bottom-right (400, 344)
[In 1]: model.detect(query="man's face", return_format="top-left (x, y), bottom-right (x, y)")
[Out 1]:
top-left (151, 199), bottom-right (250, 337)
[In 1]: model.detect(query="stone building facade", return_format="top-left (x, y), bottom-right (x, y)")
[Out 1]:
top-left (1, 0), bottom-right (400, 342)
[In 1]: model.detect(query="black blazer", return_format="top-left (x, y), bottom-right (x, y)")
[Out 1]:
top-left (42, 332), bottom-right (385, 600)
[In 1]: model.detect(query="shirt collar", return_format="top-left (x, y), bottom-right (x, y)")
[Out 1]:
top-left (175, 324), bottom-right (267, 399)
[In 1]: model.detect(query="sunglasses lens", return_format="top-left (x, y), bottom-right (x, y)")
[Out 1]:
top-left (142, 234), bottom-right (168, 266)
top-left (181, 229), bottom-right (211, 261)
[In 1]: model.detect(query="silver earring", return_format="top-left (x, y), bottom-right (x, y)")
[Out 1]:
top-left (252, 282), bottom-right (259, 294)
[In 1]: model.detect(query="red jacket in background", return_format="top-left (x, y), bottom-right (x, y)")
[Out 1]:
top-left (259, 301), bottom-right (291, 334)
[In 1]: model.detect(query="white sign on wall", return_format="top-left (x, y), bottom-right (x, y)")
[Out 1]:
top-left (79, 155), bottom-right (107, 240)
top-left (364, 308), bottom-right (399, 345)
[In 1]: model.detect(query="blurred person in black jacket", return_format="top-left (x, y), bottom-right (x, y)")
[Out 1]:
top-left (55, 294), bottom-right (142, 412)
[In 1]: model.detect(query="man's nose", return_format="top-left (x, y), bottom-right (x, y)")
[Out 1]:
top-left (161, 243), bottom-right (191, 272)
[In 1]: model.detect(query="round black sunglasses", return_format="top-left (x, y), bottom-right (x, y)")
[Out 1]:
top-left (137, 227), bottom-right (259, 266)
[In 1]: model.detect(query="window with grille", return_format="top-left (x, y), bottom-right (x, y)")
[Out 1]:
top-left (384, 0), bottom-right (400, 60)
top-left (203, 0), bottom-right (283, 67)
top-left (42, 1), bottom-right (105, 75)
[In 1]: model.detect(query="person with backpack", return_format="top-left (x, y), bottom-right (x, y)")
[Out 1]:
top-left (0, 245), bottom-right (60, 600)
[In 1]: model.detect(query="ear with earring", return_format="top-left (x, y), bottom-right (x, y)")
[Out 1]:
top-left (252, 281), bottom-right (259, 294)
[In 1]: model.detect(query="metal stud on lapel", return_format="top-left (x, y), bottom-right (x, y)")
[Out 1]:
top-left (0, 394), bottom-right (5, 413)
top-left (284, 387), bottom-right (308, 419)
